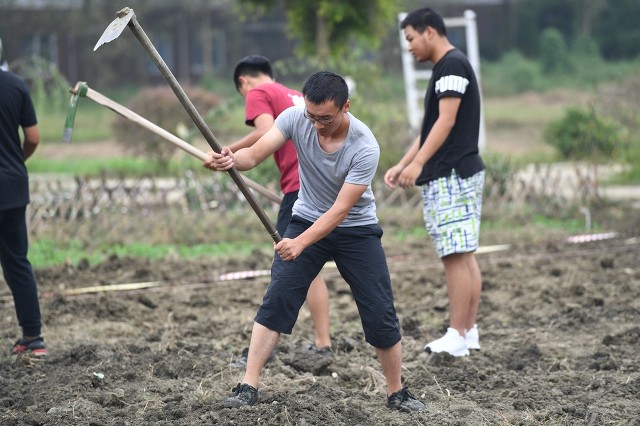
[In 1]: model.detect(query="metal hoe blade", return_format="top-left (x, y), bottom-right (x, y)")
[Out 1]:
top-left (93, 7), bottom-right (134, 51)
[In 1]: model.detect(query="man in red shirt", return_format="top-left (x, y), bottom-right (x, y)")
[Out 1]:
top-left (225, 55), bottom-right (331, 364)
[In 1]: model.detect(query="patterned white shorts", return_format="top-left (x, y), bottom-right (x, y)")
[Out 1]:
top-left (421, 170), bottom-right (485, 258)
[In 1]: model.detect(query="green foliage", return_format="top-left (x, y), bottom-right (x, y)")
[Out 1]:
top-left (572, 34), bottom-right (600, 58)
top-left (510, 0), bottom-right (640, 61)
top-left (482, 153), bottom-right (517, 197)
top-left (616, 147), bottom-right (640, 183)
top-left (29, 238), bottom-right (89, 268)
top-left (482, 215), bottom-right (592, 237)
top-left (593, 0), bottom-right (640, 60)
top-left (273, 50), bottom-right (380, 83)
top-left (11, 56), bottom-right (70, 114)
top-left (482, 50), bottom-right (640, 96)
top-left (593, 73), bottom-right (640, 135)
top-left (591, 73), bottom-right (640, 183)
top-left (199, 72), bottom-right (239, 100)
top-left (29, 238), bottom-right (269, 269)
top-left (529, 214), bottom-right (596, 234)
top-left (544, 107), bottom-right (629, 160)
top-left (237, 0), bottom-right (399, 60)
top-left (482, 51), bottom-right (540, 95)
top-left (513, 0), bottom-right (577, 57)
top-left (290, 0), bottom-right (399, 58)
top-left (176, 93), bottom-right (246, 145)
top-left (539, 28), bottom-right (571, 74)
top-left (26, 156), bottom-right (165, 177)
top-left (112, 86), bottom-right (222, 171)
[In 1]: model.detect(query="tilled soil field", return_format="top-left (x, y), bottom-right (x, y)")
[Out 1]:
top-left (1, 220), bottom-right (639, 425)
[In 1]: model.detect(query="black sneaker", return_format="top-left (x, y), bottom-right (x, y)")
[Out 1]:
top-left (223, 383), bottom-right (258, 408)
top-left (387, 386), bottom-right (426, 412)
top-left (229, 347), bottom-right (276, 368)
top-left (306, 343), bottom-right (333, 357)
top-left (12, 336), bottom-right (47, 357)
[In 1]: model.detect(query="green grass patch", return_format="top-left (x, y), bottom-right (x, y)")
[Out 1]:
top-left (481, 54), bottom-right (640, 97)
top-left (388, 215), bottom-right (592, 247)
top-left (27, 156), bottom-right (156, 176)
top-left (26, 154), bottom-right (222, 177)
top-left (30, 239), bottom-right (272, 269)
top-left (530, 215), bottom-right (594, 234)
top-left (482, 215), bottom-right (593, 235)
top-left (484, 97), bottom-right (574, 126)
top-left (604, 165), bottom-right (640, 185)
top-left (28, 213), bottom-right (604, 269)
top-left (388, 226), bottom-right (426, 242)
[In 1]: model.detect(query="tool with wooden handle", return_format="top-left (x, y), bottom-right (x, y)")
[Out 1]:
top-left (64, 81), bottom-right (282, 204)
top-left (94, 7), bottom-right (282, 243)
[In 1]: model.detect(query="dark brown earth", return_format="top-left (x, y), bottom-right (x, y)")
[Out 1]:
top-left (1, 212), bottom-right (639, 425)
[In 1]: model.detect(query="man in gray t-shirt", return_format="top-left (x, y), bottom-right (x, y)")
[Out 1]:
top-left (277, 105), bottom-right (378, 227)
top-left (204, 71), bottom-right (425, 412)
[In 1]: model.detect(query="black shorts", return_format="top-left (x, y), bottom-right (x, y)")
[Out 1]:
top-left (255, 216), bottom-right (401, 349)
top-left (275, 191), bottom-right (298, 237)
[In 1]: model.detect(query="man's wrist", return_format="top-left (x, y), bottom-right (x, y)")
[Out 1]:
top-left (411, 158), bottom-right (426, 168)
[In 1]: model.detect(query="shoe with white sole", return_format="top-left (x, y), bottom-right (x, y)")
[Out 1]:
top-left (465, 324), bottom-right (481, 350)
top-left (424, 328), bottom-right (469, 357)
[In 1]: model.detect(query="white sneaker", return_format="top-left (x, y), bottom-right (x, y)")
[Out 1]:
top-left (465, 324), bottom-right (481, 350)
top-left (424, 328), bottom-right (470, 357)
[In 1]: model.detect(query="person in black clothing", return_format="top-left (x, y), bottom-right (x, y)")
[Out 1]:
top-left (384, 8), bottom-right (485, 357)
top-left (0, 37), bottom-right (47, 356)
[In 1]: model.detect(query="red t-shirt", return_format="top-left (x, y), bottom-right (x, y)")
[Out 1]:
top-left (245, 82), bottom-right (303, 194)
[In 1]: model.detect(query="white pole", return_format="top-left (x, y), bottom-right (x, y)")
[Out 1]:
top-left (464, 10), bottom-right (486, 152)
top-left (398, 12), bottom-right (425, 135)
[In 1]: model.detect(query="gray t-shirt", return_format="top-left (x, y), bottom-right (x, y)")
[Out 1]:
top-left (275, 106), bottom-right (379, 227)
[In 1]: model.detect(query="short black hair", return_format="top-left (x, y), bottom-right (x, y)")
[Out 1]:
top-left (400, 8), bottom-right (447, 36)
top-left (232, 55), bottom-right (273, 92)
top-left (302, 71), bottom-right (348, 108)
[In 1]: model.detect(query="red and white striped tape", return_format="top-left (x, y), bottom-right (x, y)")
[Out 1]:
top-left (214, 269), bottom-right (272, 282)
top-left (566, 232), bottom-right (618, 244)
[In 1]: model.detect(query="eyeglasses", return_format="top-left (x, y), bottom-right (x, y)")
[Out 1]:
top-left (303, 107), bottom-right (342, 125)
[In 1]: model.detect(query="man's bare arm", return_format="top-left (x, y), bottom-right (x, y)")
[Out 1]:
top-left (204, 123), bottom-right (286, 172)
top-left (22, 125), bottom-right (39, 160)
top-left (228, 113), bottom-right (275, 153)
top-left (413, 97), bottom-right (461, 166)
top-left (274, 183), bottom-right (367, 261)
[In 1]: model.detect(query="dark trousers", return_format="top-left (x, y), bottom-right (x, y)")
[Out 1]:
top-left (275, 190), bottom-right (298, 237)
top-left (256, 216), bottom-right (401, 349)
top-left (0, 206), bottom-right (41, 337)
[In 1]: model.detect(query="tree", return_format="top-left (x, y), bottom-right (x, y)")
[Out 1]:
top-left (236, 0), bottom-right (400, 61)
top-left (513, 0), bottom-right (577, 56)
top-left (593, 0), bottom-right (640, 60)
top-left (539, 28), bottom-right (571, 74)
